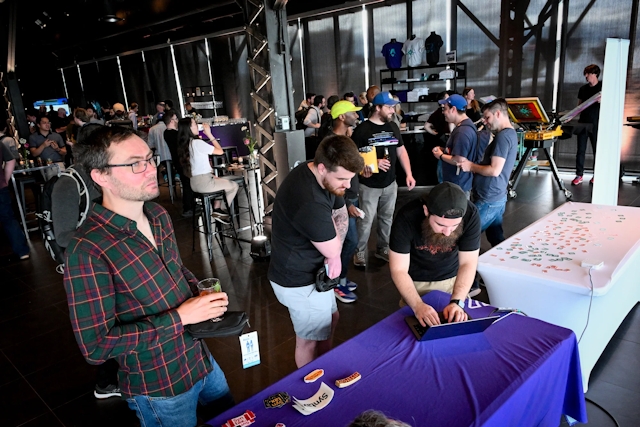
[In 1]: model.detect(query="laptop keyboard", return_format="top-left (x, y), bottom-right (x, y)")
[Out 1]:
top-left (413, 312), bottom-right (448, 337)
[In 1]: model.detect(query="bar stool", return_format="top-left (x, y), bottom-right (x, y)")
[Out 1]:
top-left (160, 160), bottom-right (180, 204)
top-left (13, 174), bottom-right (39, 221)
top-left (226, 174), bottom-right (251, 228)
top-left (222, 146), bottom-right (240, 164)
top-left (192, 190), bottom-right (239, 261)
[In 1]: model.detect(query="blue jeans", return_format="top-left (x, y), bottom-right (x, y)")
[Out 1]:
top-left (474, 197), bottom-right (507, 247)
top-left (126, 357), bottom-right (232, 427)
top-left (340, 199), bottom-right (359, 279)
top-left (0, 187), bottom-right (29, 257)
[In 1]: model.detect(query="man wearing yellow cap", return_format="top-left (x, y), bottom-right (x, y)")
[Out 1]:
top-left (326, 101), bottom-right (362, 303)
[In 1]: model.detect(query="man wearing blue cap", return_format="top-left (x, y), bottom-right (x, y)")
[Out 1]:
top-left (431, 94), bottom-right (477, 197)
top-left (351, 91), bottom-right (415, 268)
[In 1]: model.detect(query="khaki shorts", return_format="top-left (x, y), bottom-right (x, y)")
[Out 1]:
top-left (399, 276), bottom-right (457, 308)
top-left (271, 281), bottom-right (337, 341)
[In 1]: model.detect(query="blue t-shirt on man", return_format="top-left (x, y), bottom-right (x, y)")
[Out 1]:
top-left (442, 118), bottom-right (477, 192)
top-left (473, 128), bottom-right (518, 202)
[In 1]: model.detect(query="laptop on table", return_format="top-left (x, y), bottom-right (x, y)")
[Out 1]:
top-left (405, 313), bottom-right (499, 341)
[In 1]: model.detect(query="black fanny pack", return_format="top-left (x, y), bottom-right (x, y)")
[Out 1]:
top-left (315, 266), bottom-right (339, 292)
top-left (186, 311), bottom-right (249, 339)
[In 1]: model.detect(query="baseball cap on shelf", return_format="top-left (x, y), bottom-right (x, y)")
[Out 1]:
top-left (331, 100), bottom-right (362, 119)
top-left (438, 94), bottom-right (467, 111)
top-left (112, 103), bottom-right (125, 113)
top-left (372, 91), bottom-right (400, 106)
top-left (422, 182), bottom-right (467, 219)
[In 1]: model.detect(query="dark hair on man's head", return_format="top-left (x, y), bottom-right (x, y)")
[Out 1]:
top-left (305, 92), bottom-right (316, 101)
top-left (327, 95), bottom-right (340, 110)
top-left (156, 100), bottom-right (165, 107)
top-left (76, 126), bottom-right (141, 176)
top-left (314, 135), bottom-right (364, 174)
top-left (343, 92), bottom-right (355, 100)
top-left (481, 97), bottom-right (509, 116)
top-left (164, 99), bottom-right (174, 109)
top-left (74, 108), bottom-right (90, 124)
top-left (163, 110), bottom-right (177, 126)
top-left (348, 410), bottom-right (412, 427)
top-left (130, 102), bottom-right (138, 110)
top-left (313, 95), bottom-right (325, 107)
top-left (584, 64), bottom-right (600, 77)
top-left (36, 115), bottom-right (50, 125)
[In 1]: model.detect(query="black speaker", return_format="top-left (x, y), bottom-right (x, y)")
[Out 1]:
top-left (273, 130), bottom-right (305, 189)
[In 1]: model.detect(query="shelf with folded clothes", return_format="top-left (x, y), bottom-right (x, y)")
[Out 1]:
top-left (380, 62), bottom-right (467, 99)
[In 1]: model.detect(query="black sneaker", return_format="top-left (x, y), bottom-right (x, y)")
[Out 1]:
top-left (181, 210), bottom-right (194, 218)
top-left (94, 384), bottom-right (121, 399)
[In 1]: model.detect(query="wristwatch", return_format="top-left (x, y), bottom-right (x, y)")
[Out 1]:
top-left (449, 299), bottom-right (465, 309)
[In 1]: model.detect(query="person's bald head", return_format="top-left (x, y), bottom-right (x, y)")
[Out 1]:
top-left (366, 86), bottom-right (381, 102)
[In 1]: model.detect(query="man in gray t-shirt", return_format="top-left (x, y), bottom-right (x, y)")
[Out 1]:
top-left (29, 116), bottom-right (67, 180)
top-left (458, 98), bottom-right (517, 247)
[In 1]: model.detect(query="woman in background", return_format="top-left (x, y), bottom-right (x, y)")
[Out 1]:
top-left (177, 117), bottom-right (238, 221)
top-left (463, 87), bottom-right (482, 124)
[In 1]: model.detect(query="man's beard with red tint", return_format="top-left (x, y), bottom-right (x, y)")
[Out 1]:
top-left (323, 178), bottom-right (346, 197)
top-left (416, 217), bottom-right (464, 255)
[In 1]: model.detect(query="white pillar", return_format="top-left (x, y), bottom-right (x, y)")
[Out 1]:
top-left (592, 38), bottom-right (629, 206)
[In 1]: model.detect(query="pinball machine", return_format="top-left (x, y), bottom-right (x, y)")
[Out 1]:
top-left (505, 97), bottom-right (572, 200)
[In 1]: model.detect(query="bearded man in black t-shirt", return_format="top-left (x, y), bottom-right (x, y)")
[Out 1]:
top-left (389, 183), bottom-right (480, 327)
top-left (268, 136), bottom-right (364, 368)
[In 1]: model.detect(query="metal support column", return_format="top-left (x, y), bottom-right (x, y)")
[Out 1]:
top-left (243, 0), bottom-right (296, 216)
top-left (3, 1), bottom-right (28, 139)
top-left (499, 0), bottom-right (530, 97)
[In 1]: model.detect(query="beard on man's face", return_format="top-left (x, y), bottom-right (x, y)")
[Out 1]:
top-left (418, 216), bottom-right (464, 255)
top-left (322, 177), bottom-right (346, 197)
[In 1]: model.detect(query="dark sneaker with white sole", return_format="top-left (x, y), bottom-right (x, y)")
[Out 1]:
top-left (375, 247), bottom-right (390, 262)
top-left (94, 383), bottom-right (121, 399)
top-left (212, 208), bottom-right (231, 225)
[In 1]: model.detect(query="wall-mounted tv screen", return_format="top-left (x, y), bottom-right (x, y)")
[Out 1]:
top-left (33, 98), bottom-right (70, 115)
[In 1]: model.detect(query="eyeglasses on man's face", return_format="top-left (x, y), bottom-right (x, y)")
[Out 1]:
top-left (105, 155), bottom-right (159, 174)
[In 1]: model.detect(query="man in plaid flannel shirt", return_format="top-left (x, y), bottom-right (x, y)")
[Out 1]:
top-left (63, 126), bottom-right (233, 426)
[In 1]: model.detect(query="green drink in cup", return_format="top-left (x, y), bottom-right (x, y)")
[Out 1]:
top-left (197, 278), bottom-right (223, 322)
top-left (197, 278), bottom-right (221, 296)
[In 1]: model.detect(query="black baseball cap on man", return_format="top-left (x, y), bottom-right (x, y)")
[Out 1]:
top-left (422, 182), bottom-right (467, 218)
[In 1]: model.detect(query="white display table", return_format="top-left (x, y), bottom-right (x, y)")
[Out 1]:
top-left (478, 202), bottom-right (640, 391)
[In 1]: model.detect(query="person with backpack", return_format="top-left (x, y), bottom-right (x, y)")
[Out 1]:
top-left (431, 94), bottom-right (477, 198)
top-left (0, 122), bottom-right (20, 160)
top-left (303, 95), bottom-right (325, 159)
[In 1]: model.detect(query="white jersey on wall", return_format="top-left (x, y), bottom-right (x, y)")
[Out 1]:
top-left (402, 37), bottom-right (425, 67)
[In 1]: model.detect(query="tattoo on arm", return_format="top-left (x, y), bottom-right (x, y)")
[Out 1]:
top-left (332, 205), bottom-right (349, 244)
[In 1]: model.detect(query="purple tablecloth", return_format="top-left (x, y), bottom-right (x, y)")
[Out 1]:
top-left (208, 291), bottom-right (587, 427)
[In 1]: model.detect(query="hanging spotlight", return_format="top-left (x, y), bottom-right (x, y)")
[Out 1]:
top-left (99, 1), bottom-right (124, 23)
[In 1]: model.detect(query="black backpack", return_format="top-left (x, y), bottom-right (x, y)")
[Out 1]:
top-left (295, 107), bottom-right (310, 130)
top-left (35, 167), bottom-right (90, 271)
